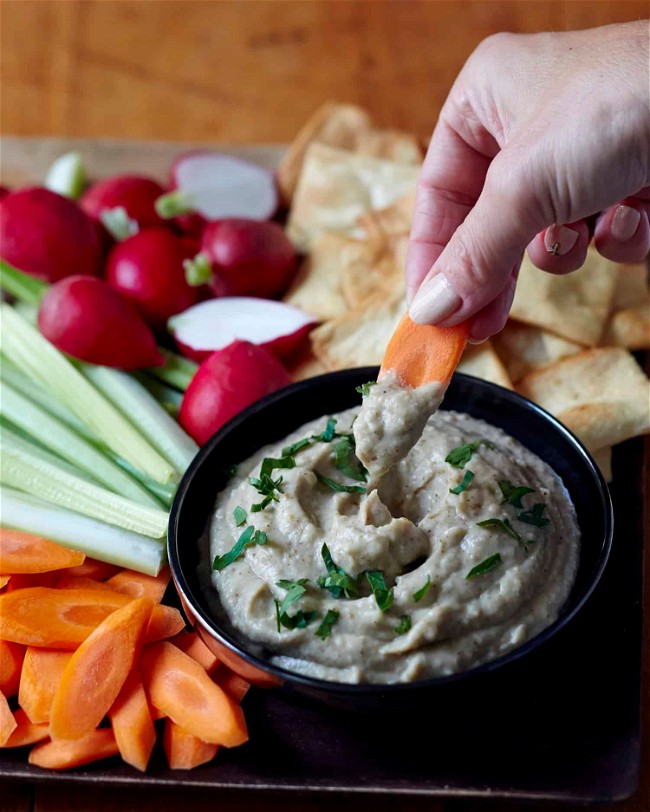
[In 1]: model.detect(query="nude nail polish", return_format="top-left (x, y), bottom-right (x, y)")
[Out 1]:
top-left (409, 273), bottom-right (462, 324)
top-left (611, 205), bottom-right (641, 241)
top-left (544, 225), bottom-right (579, 256)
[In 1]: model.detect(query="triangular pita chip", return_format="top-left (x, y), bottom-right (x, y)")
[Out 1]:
top-left (493, 321), bottom-right (583, 383)
top-left (457, 341), bottom-right (514, 389)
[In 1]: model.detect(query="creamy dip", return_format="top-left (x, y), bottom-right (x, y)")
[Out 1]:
top-left (209, 382), bottom-right (580, 684)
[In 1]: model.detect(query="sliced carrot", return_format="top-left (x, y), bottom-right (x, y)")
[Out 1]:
top-left (172, 632), bottom-right (220, 675)
top-left (163, 718), bottom-right (218, 770)
top-left (380, 315), bottom-right (469, 387)
top-left (106, 566), bottom-right (171, 604)
top-left (64, 558), bottom-right (122, 581)
top-left (0, 689), bottom-right (17, 746)
top-left (50, 598), bottom-right (153, 741)
top-left (0, 576), bottom-right (9, 590)
top-left (144, 605), bottom-right (186, 644)
top-left (5, 573), bottom-right (60, 591)
top-left (216, 670), bottom-right (251, 704)
top-left (108, 668), bottom-right (156, 772)
top-left (140, 642), bottom-right (248, 747)
top-left (28, 728), bottom-right (119, 770)
top-left (56, 574), bottom-right (116, 592)
top-left (0, 709), bottom-right (49, 748)
top-left (0, 529), bottom-right (85, 575)
top-left (19, 648), bottom-right (72, 724)
top-left (0, 640), bottom-right (26, 697)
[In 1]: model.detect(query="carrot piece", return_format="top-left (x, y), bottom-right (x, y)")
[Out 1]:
top-left (380, 315), bottom-right (469, 387)
top-left (172, 632), bottom-right (220, 675)
top-left (28, 728), bottom-right (118, 770)
top-left (56, 574), bottom-right (117, 592)
top-left (163, 718), bottom-right (218, 769)
top-left (0, 641), bottom-right (26, 697)
top-left (0, 690), bottom-right (17, 746)
top-left (107, 566), bottom-right (171, 604)
top-left (0, 709), bottom-right (49, 748)
top-left (64, 558), bottom-right (122, 581)
top-left (19, 648), bottom-right (72, 724)
top-left (0, 576), bottom-right (9, 590)
top-left (5, 573), bottom-right (60, 591)
top-left (216, 670), bottom-right (251, 704)
top-left (108, 668), bottom-right (156, 772)
top-left (144, 605), bottom-right (186, 643)
top-left (50, 598), bottom-right (153, 741)
top-left (140, 642), bottom-right (248, 747)
top-left (0, 529), bottom-right (85, 575)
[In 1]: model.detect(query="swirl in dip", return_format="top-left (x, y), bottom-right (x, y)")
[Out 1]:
top-left (209, 372), bottom-right (580, 684)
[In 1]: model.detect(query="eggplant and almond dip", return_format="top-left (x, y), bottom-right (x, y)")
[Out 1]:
top-left (209, 371), bottom-right (580, 684)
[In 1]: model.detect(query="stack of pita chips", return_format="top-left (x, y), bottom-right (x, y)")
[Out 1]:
top-left (280, 102), bottom-right (650, 481)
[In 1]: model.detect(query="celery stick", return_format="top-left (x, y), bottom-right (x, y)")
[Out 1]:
top-left (1, 421), bottom-right (98, 483)
top-left (81, 365), bottom-right (198, 474)
top-left (0, 259), bottom-right (47, 306)
top-left (0, 303), bottom-right (177, 484)
top-left (1, 440), bottom-right (169, 538)
top-left (146, 348), bottom-right (198, 391)
top-left (135, 372), bottom-right (184, 409)
top-left (0, 487), bottom-right (166, 575)
top-left (0, 380), bottom-right (161, 507)
top-left (113, 458), bottom-right (176, 508)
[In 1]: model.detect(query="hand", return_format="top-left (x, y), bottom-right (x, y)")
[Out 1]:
top-left (406, 21), bottom-right (650, 342)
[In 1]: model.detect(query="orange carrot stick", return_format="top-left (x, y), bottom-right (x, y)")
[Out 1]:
top-left (0, 709), bottom-right (49, 748)
top-left (106, 566), bottom-right (171, 604)
top-left (216, 670), bottom-right (251, 704)
top-left (28, 728), bottom-right (119, 770)
top-left (172, 632), bottom-right (220, 675)
top-left (380, 315), bottom-right (469, 388)
top-left (0, 529), bottom-right (85, 575)
top-left (19, 648), bottom-right (72, 724)
top-left (0, 576), bottom-right (9, 590)
top-left (49, 598), bottom-right (153, 741)
top-left (56, 574), bottom-right (117, 592)
top-left (144, 605), bottom-right (186, 644)
top-left (140, 642), bottom-right (248, 747)
top-left (0, 689), bottom-right (17, 746)
top-left (64, 558), bottom-right (122, 580)
top-left (5, 573), bottom-right (60, 591)
top-left (0, 640), bottom-right (26, 697)
top-left (108, 668), bottom-right (156, 772)
top-left (163, 718), bottom-right (218, 770)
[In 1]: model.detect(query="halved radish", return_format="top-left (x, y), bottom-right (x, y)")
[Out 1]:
top-left (168, 297), bottom-right (316, 364)
top-left (156, 152), bottom-right (278, 232)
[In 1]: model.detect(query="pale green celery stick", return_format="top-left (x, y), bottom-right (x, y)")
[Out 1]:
top-left (112, 458), bottom-right (176, 508)
top-left (1, 421), bottom-right (98, 483)
top-left (146, 348), bottom-right (198, 391)
top-left (134, 373), bottom-right (183, 409)
top-left (1, 439), bottom-right (169, 538)
top-left (44, 151), bottom-right (86, 199)
top-left (0, 487), bottom-right (166, 576)
top-left (80, 365), bottom-right (198, 474)
top-left (0, 380), bottom-right (160, 507)
top-left (0, 303), bottom-right (177, 484)
top-left (0, 259), bottom-right (47, 306)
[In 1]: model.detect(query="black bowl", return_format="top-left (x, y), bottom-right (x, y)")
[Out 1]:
top-left (168, 369), bottom-right (614, 712)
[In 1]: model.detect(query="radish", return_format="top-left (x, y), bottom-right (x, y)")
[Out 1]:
top-left (186, 218), bottom-right (298, 299)
top-left (81, 175), bottom-right (167, 239)
top-left (0, 187), bottom-right (102, 282)
top-left (168, 297), bottom-right (316, 364)
top-left (155, 152), bottom-right (278, 233)
top-left (38, 275), bottom-right (164, 369)
top-left (105, 228), bottom-right (199, 329)
top-left (0, 186), bottom-right (10, 202)
top-left (179, 340), bottom-right (291, 445)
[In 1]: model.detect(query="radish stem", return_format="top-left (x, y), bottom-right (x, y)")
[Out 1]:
top-left (100, 207), bottom-right (139, 241)
top-left (155, 190), bottom-right (195, 218)
top-left (45, 151), bottom-right (86, 199)
top-left (183, 253), bottom-right (212, 287)
top-left (146, 349), bottom-right (198, 391)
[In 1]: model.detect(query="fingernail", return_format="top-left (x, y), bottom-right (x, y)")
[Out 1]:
top-left (611, 205), bottom-right (641, 241)
top-left (544, 225), bottom-right (579, 256)
top-left (409, 272), bottom-right (462, 324)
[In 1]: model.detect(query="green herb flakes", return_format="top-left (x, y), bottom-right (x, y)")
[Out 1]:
top-left (274, 600), bottom-right (318, 632)
top-left (449, 470), bottom-right (475, 495)
top-left (317, 543), bottom-right (361, 599)
top-left (365, 570), bottom-right (394, 612)
top-left (332, 435), bottom-right (368, 482)
top-left (498, 480), bottom-right (535, 509)
top-left (476, 517), bottom-right (522, 543)
top-left (213, 525), bottom-right (267, 572)
top-left (314, 417), bottom-right (337, 443)
top-left (233, 506), bottom-right (247, 527)
top-left (466, 553), bottom-right (502, 579)
top-left (445, 439), bottom-right (494, 468)
top-left (281, 438), bottom-right (312, 456)
top-left (412, 575), bottom-right (431, 602)
top-left (394, 615), bottom-right (412, 635)
top-left (355, 381), bottom-right (376, 397)
top-left (316, 472), bottom-right (366, 494)
top-left (260, 455), bottom-right (296, 479)
top-left (517, 503), bottom-right (551, 527)
top-left (315, 609), bottom-right (340, 640)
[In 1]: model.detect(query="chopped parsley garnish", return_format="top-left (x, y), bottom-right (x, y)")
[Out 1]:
top-left (317, 543), bottom-right (361, 599)
top-left (476, 517), bottom-right (522, 543)
top-left (365, 570), bottom-right (394, 612)
top-left (498, 480), bottom-right (535, 509)
top-left (315, 609), bottom-right (340, 640)
top-left (249, 472), bottom-right (285, 512)
top-left (314, 417), bottom-right (338, 443)
top-left (466, 553), bottom-right (502, 579)
top-left (355, 381), bottom-right (376, 397)
top-left (445, 439), bottom-right (495, 468)
top-left (276, 578), bottom-right (309, 590)
top-left (275, 579), bottom-right (309, 616)
top-left (274, 600), bottom-right (318, 632)
top-left (332, 435), bottom-right (368, 482)
top-left (281, 438), bottom-right (312, 456)
top-left (449, 470), bottom-right (475, 495)
top-left (233, 506), bottom-right (247, 527)
top-left (517, 503), bottom-right (551, 527)
top-left (316, 473), bottom-right (366, 494)
top-left (260, 455), bottom-right (296, 478)
top-left (394, 615), bottom-right (412, 635)
top-left (412, 575), bottom-right (431, 602)
top-left (213, 525), bottom-right (267, 571)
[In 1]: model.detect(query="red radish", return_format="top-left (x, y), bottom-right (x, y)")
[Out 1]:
top-left (189, 218), bottom-right (298, 299)
top-left (105, 228), bottom-right (199, 329)
top-left (156, 152), bottom-right (278, 233)
top-left (0, 186), bottom-right (10, 202)
top-left (179, 340), bottom-right (291, 445)
top-left (169, 297), bottom-right (316, 364)
top-left (0, 187), bottom-right (102, 282)
top-left (81, 175), bottom-right (167, 234)
top-left (38, 275), bottom-right (164, 369)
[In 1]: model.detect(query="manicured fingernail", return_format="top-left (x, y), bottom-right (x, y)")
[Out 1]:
top-left (544, 225), bottom-right (579, 256)
top-left (409, 272), bottom-right (462, 324)
top-left (611, 205), bottom-right (641, 241)
top-left (468, 336), bottom-right (489, 345)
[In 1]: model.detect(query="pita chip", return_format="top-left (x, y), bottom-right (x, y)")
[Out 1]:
top-left (591, 446), bottom-right (613, 483)
top-left (356, 190), bottom-right (415, 243)
top-left (493, 322), bottom-right (583, 383)
top-left (601, 261), bottom-right (650, 349)
top-left (457, 341), bottom-right (514, 390)
top-left (338, 238), bottom-right (404, 309)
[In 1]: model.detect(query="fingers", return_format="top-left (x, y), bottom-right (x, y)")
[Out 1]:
top-left (594, 195), bottom-right (650, 263)
top-left (526, 220), bottom-right (591, 275)
top-left (468, 265), bottom-right (520, 343)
